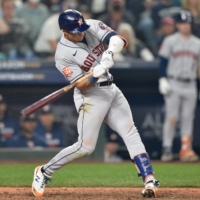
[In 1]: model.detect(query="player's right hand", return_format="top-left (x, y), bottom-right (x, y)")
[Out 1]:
top-left (101, 50), bottom-right (114, 69)
top-left (93, 64), bottom-right (107, 78)
top-left (159, 77), bottom-right (172, 95)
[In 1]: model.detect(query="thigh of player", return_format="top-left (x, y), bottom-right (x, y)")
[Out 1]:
top-left (104, 85), bottom-right (134, 136)
top-left (180, 86), bottom-right (197, 134)
top-left (164, 90), bottom-right (181, 119)
top-left (104, 85), bottom-right (146, 157)
top-left (74, 87), bottom-right (113, 149)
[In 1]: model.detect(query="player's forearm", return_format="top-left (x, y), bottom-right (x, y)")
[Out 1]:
top-left (159, 56), bottom-right (168, 77)
top-left (75, 75), bottom-right (98, 91)
top-left (107, 35), bottom-right (128, 55)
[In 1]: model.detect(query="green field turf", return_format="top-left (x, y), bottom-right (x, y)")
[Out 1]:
top-left (0, 163), bottom-right (199, 187)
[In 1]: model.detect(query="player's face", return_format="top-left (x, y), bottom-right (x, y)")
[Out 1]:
top-left (176, 23), bottom-right (191, 35)
top-left (63, 31), bottom-right (85, 43)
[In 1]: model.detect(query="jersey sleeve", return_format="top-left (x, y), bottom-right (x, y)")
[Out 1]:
top-left (159, 37), bottom-right (172, 59)
top-left (55, 58), bottom-right (83, 83)
top-left (89, 20), bottom-right (116, 43)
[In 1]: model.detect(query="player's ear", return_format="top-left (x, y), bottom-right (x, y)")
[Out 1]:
top-left (63, 30), bottom-right (68, 37)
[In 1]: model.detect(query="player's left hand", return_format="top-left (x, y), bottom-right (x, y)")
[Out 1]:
top-left (93, 64), bottom-right (107, 78)
top-left (101, 50), bottom-right (114, 69)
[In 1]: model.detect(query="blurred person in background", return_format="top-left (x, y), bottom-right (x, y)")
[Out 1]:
top-left (151, 0), bottom-right (181, 31)
top-left (0, 94), bottom-right (18, 147)
top-left (156, 17), bottom-right (175, 50)
top-left (41, 0), bottom-right (63, 14)
top-left (182, 0), bottom-right (200, 38)
top-left (36, 105), bottom-right (64, 148)
top-left (78, 4), bottom-right (91, 19)
top-left (0, 17), bottom-right (9, 60)
top-left (34, 1), bottom-right (68, 57)
top-left (0, 0), bottom-right (34, 60)
top-left (158, 11), bottom-right (199, 162)
top-left (7, 114), bottom-right (46, 148)
top-left (13, 0), bottom-right (23, 8)
top-left (138, 0), bottom-right (156, 54)
top-left (105, 130), bottom-right (130, 163)
top-left (114, 23), bottom-right (154, 61)
top-left (16, 0), bottom-right (49, 48)
top-left (98, 0), bottom-right (135, 31)
top-left (90, 0), bottom-right (107, 19)
top-left (126, 0), bottom-right (145, 24)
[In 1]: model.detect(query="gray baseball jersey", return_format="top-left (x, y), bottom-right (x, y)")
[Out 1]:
top-left (159, 33), bottom-right (200, 80)
top-left (43, 19), bottom-right (146, 175)
top-left (55, 19), bottom-right (113, 83)
top-left (159, 33), bottom-right (199, 150)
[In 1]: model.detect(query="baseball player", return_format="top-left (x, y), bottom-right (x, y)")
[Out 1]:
top-left (159, 10), bottom-right (200, 162)
top-left (32, 9), bottom-right (160, 198)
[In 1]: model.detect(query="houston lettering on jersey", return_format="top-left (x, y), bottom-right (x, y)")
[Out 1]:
top-left (81, 54), bottom-right (96, 72)
top-left (80, 43), bottom-right (104, 72)
top-left (172, 51), bottom-right (198, 60)
top-left (92, 43), bottom-right (104, 57)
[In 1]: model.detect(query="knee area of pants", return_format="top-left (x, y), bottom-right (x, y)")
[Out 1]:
top-left (126, 125), bottom-right (139, 137)
top-left (167, 118), bottom-right (177, 126)
top-left (79, 145), bottom-right (95, 156)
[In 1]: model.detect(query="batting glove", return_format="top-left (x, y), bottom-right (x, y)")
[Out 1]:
top-left (159, 77), bottom-right (172, 95)
top-left (101, 50), bottom-right (114, 70)
top-left (93, 64), bottom-right (107, 78)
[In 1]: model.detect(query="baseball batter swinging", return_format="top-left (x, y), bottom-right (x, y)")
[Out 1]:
top-left (32, 9), bottom-right (160, 198)
top-left (159, 10), bottom-right (200, 162)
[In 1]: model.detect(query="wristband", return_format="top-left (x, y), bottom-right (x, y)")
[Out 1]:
top-left (88, 76), bottom-right (99, 84)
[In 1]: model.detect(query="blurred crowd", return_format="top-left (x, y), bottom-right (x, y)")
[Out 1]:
top-left (0, 0), bottom-right (200, 61)
top-left (0, 94), bottom-right (65, 148)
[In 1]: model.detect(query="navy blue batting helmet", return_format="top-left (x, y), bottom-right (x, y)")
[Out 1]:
top-left (174, 10), bottom-right (193, 23)
top-left (58, 9), bottom-right (90, 34)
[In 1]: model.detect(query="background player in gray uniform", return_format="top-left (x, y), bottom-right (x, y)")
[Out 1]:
top-left (159, 10), bottom-right (200, 162)
top-left (32, 9), bottom-right (160, 198)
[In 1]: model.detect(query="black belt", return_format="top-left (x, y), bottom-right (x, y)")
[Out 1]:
top-left (99, 80), bottom-right (113, 86)
top-left (168, 76), bottom-right (195, 83)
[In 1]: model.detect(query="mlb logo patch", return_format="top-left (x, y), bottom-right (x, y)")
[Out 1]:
top-left (62, 66), bottom-right (73, 77)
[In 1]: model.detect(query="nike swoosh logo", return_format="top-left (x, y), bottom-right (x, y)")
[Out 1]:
top-left (73, 50), bottom-right (77, 56)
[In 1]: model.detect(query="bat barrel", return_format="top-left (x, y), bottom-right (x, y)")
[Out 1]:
top-left (21, 88), bottom-right (65, 117)
top-left (20, 72), bottom-right (92, 117)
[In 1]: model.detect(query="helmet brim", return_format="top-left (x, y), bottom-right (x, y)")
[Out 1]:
top-left (69, 23), bottom-right (90, 34)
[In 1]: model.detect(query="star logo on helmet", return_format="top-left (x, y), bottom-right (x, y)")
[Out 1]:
top-left (78, 18), bottom-right (83, 26)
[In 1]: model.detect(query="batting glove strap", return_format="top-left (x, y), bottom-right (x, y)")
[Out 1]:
top-left (88, 76), bottom-right (99, 84)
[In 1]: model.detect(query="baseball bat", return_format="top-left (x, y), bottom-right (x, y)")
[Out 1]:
top-left (21, 72), bottom-right (93, 117)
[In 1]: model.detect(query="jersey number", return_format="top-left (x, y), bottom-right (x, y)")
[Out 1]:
top-left (81, 55), bottom-right (96, 72)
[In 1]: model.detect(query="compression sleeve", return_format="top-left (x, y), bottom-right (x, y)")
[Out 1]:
top-left (159, 56), bottom-right (168, 77)
top-left (107, 35), bottom-right (128, 55)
